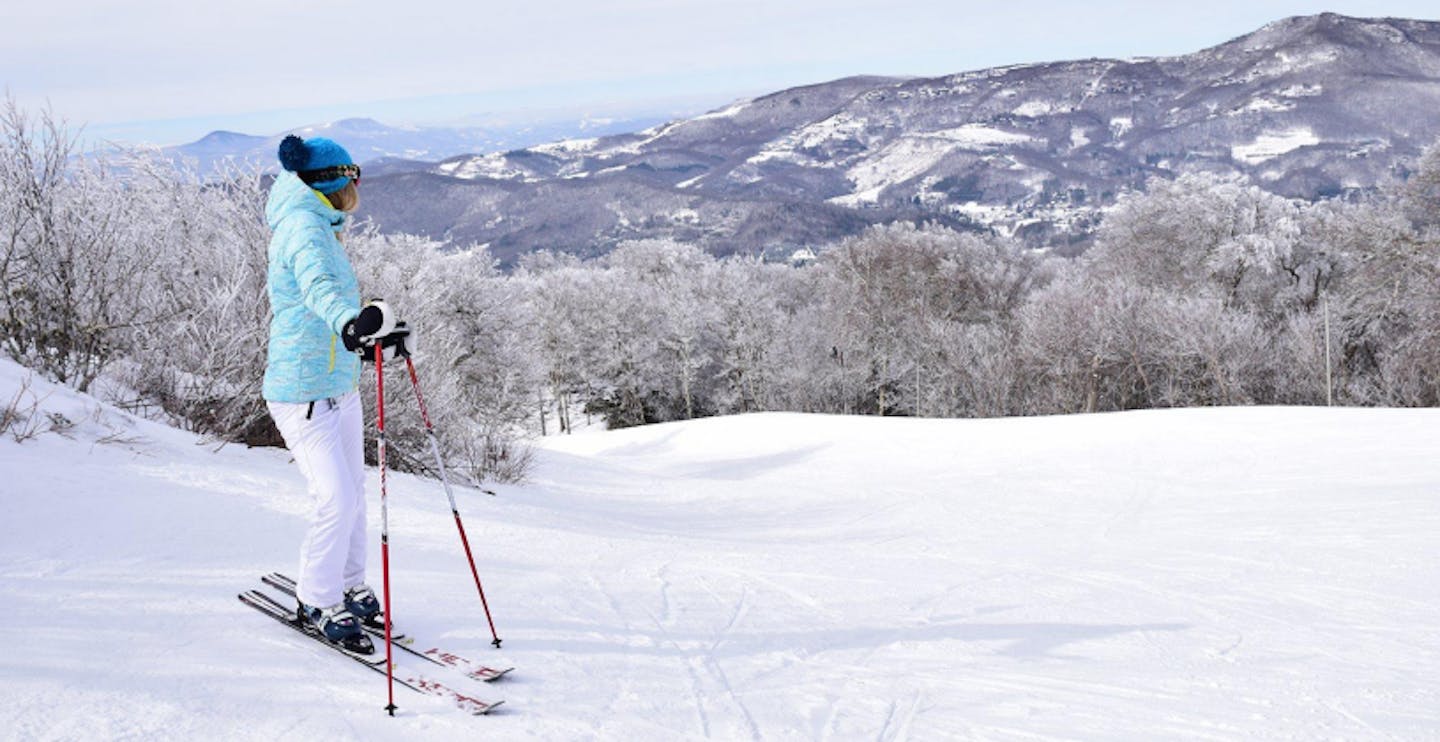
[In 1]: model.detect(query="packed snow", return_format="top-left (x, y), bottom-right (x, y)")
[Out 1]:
top-left (832, 137), bottom-right (957, 206)
top-left (1274, 48), bottom-right (1342, 72)
top-left (928, 126), bottom-right (1034, 148)
top-left (2, 357), bottom-right (1438, 740)
top-left (1232, 98), bottom-right (1296, 115)
top-left (693, 100), bottom-right (753, 122)
top-left (1012, 101), bottom-right (1054, 117)
top-left (749, 113), bottom-right (871, 168)
top-left (438, 153), bottom-right (534, 182)
top-left (532, 138), bottom-right (601, 157)
top-left (1232, 128), bottom-right (1321, 164)
top-left (1276, 84), bottom-right (1324, 98)
top-left (831, 127), bottom-right (1033, 206)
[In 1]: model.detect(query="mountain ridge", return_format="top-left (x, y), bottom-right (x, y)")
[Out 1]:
top-left (347, 13), bottom-right (1440, 264)
top-left (162, 114), bottom-right (684, 175)
top-left (166, 14), bottom-right (1440, 264)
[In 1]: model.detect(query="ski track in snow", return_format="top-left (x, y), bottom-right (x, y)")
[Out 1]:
top-left (2, 357), bottom-right (1439, 740)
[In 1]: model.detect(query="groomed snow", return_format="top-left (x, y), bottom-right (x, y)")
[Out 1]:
top-left (831, 136), bottom-right (956, 206)
top-left (831, 126), bottom-right (1033, 206)
top-left (2, 357), bottom-right (1438, 740)
top-left (438, 153), bottom-right (535, 182)
top-left (1233, 98), bottom-right (1296, 115)
top-left (531, 138), bottom-right (600, 157)
top-left (749, 113), bottom-right (871, 168)
top-left (927, 125), bottom-right (1033, 148)
top-left (692, 100), bottom-right (752, 122)
top-left (1012, 101), bottom-right (1053, 117)
top-left (1276, 84), bottom-right (1324, 98)
top-left (1232, 128), bottom-right (1321, 164)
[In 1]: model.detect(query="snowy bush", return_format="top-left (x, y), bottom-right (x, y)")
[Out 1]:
top-left (809, 223), bottom-right (1043, 416)
top-left (0, 101), bottom-right (167, 394)
top-left (347, 229), bottom-right (540, 483)
top-left (117, 160), bottom-right (276, 444)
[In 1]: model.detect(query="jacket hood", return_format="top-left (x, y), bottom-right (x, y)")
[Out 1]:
top-left (266, 171), bottom-right (348, 232)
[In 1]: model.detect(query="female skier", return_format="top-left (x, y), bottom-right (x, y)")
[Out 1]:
top-left (263, 134), bottom-right (410, 654)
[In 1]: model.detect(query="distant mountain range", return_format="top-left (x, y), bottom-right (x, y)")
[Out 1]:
top-left (164, 115), bottom-right (678, 175)
top-left (186, 14), bottom-right (1440, 265)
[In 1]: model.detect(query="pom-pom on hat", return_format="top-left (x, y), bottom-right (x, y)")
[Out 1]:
top-left (277, 134), bottom-right (356, 195)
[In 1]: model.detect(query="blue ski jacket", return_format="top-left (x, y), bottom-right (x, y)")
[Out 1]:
top-left (262, 172), bottom-right (362, 403)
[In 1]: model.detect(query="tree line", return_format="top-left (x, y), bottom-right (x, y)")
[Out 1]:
top-left (5, 98), bottom-right (1440, 482)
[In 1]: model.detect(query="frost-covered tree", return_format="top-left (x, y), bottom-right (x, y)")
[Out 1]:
top-left (118, 158), bottom-right (274, 443)
top-left (606, 239), bottom-right (718, 421)
top-left (1089, 172), bottom-right (1309, 316)
top-left (1024, 171), bottom-right (1355, 412)
top-left (572, 255), bottom-right (665, 428)
top-left (1329, 147), bottom-right (1440, 405)
top-left (1400, 143), bottom-right (1440, 239)
top-left (0, 101), bottom-right (167, 393)
top-left (707, 257), bottom-right (793, 414)
top-left (519, 252), bottom-right (592, 433)
top-left (815, 223), bottom-right (1038, 416)
top-left (349, 230), bottom-right (538, 482)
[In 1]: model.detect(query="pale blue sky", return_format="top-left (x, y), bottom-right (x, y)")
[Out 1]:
top-left (4, 1), bottom-right (1438, 146)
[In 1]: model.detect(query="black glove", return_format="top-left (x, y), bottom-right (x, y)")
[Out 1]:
top-left (342, 301), bottom-right (394, 353)
top-left (342, 300), bottom-right (411, 360)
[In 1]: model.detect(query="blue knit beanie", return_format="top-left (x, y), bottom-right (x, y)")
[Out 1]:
top-left (277, 135), bottom-right (355, 194)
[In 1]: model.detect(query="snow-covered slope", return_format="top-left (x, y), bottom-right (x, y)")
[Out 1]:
top-left (2, 357), bottom-right (1437, 740)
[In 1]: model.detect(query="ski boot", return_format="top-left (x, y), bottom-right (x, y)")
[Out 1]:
top-left (344, 583), bottom-right (384, 629)
top-left (297, 601), bottom-right (374, 654)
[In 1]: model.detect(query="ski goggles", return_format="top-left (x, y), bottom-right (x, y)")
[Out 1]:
top-left (299, 163), bottom-right (362, 185)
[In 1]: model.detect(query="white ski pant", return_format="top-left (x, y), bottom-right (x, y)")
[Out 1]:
top-left (267, 391), bottom-right (367, 608)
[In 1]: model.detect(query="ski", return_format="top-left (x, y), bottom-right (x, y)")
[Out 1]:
top-left (421, 648), bottom-right (513, 682)
top-left (239, 589), bottom-right (503, 715)
top-left (261, 572), bottom-right (514, 683)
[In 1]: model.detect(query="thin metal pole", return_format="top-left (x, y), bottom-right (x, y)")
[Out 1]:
top-left (376, 344), bottom-right (397, 715)
top-left (404, 354), bottom-right (503, 648)
top-left (1324, 291), bottom-right (1333, 407)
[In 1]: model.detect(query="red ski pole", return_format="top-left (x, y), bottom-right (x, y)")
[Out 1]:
top-left (404, 354), bottom-right (503, 648)
top-left (375, 344), bottom-right (398, 715)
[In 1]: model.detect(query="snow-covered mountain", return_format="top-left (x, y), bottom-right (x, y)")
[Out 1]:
top-left (162, 115), bottom-right (677, 175)
top-left (355, 13), bottom-right (1440, 263)
top-left (4, 357), bottom-right (1439, 738)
